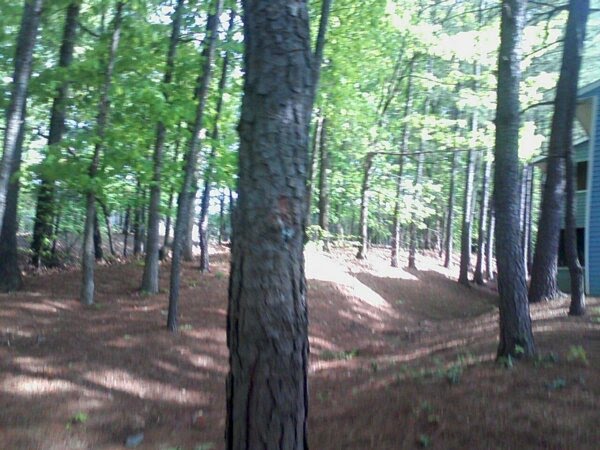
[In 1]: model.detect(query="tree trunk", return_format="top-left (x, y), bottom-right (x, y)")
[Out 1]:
top-left (31, 1), bottom-right (80, 268)
top-left (357, 153), bottom-right (374, 259)
top-left (305, 115), bottom-right (323, 227)
top-left (123, 206), bottom-right (130, 257)
top-left (317, 117), bottom-right (330, 250)
top-left (219, 188), bottom-right (226, 244)
top-left (0, 0), bottom-right (43, 236)
top-left (225, 1), bottom-right (312, 447)
top-left (560, 0), bottom-right (589, 315)
top-left (80, 2), bottom-right (124, 305)
top-left (494, 0), bottom-right (535, 358)
top-left (520, 165), bottom-right (532, 277)
top-left (391, 57), bottom-right (415, 267)
top-left (141, 0), bottom-right (185, 293)
top-left (199, 9), bottom-right (236, 273)
top-left (474, 149), bottom-right (492, 284)
top-left (444, 150), bottom-right (458, 268)
top-left (486, 206), bottom-right (495, 280)
top-left (0, 109), bottom-right (27, 293)
top-left (133, 202), bottom-right (143, 256)
top-left (168, 0), bottom-right (224, 331)
top-left (93, 211), bottom-right (103, 261)
top-left (99, 199), bottom-right (115, 256)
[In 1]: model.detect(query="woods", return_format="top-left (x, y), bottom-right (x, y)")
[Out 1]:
top-left (1, 0), bottom-right (599, 448)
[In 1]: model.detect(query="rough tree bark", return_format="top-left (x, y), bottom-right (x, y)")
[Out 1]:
top-left (167, 0), bottom-right (224, 331)
top-left (0, 111), bottom-right (27, 292)
top-left (31, 1), bottom-right (80, 268)
top-left (225, 0), bottom-right (312, 447)
top-left (98, 198), bottom-right (115, 256)
top-left (141, 0), bottom-right (185, 293)
top-left (560, 0), bottom-right (589, 315)
top-left (494, 0), bottom-right (535, 358)
top-left (474, 149), bottom-right (492, 284)
top-left (0, 0), bottom-right (43, 236)
top-left (198, 9), bottom-right (236, 273)
top-left (123, 206), bottom-right (130, 257)
top-left (80, 2), bottom-right (123, 305)
top-left (93, 211), bottom-right (103, 261)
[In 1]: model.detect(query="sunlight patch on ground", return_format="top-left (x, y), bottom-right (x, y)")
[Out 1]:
top-left (84, 369), bottom-right (208, 405)
top-left (1, 375), bottom-right (79, 395)
top-left (305, 248), bottom-right (395, 311)
top-left (175, 346), bottom-right (228, 373)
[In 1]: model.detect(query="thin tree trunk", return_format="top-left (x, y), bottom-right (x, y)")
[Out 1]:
top-left (526, 167), bottom-right (534, 274)
top-left (520, 165), bottom-right (532, 277)
top-left (486, 206), bottom-right (495, 280)
top-left (80, 2), bottom-right (124, 306)
top-left (305, 115), bottom-right (323, 227)
top-left (391, 57), bottom-right (415, 267)
top-left (93, 211), bottom-right (103, 261)
top-left (474, 149), bottom-right (492, 284)
top-left (357, 153), bottom-right (374, 259)
top-left (199, 9), bottom-right (236, 272)
top-left (123, 206), bottom-right (130, 257)
top-left (444, 150), bottom-right (458, 268)
top-left (219, 188), bottom-right (226, 244)
top-left (98, 199), bottom-right (115, 256)
top-left (0, 0), bottom-right (43, 236)
top-left (494, 0), bottom-right (535, 358)
top-left (561, 0), bottom-right (589, 315)
top-left (141, 0), bottom-right (185, 293)
top-left (133, 200), bottom-right (143, 256)
top-left (31, 1), bottom-right (80, 268)
top-left (318, 117), bottom-right (330, 251)
top-left (168, 0), bottom-right (224, 331)
top-left (51, 208), bottom-right (61, 258)
top-left (225, 1), bottom-right (312, 446)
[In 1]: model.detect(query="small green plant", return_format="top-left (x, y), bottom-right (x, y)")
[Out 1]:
top-left (215, 271), bottom-right (225, 280)
top-left (445, 364), bottom-right (462, 385)
top-left (567, 345), bottom-right (588, 365)
top-left (180, 324), bottom-right (193, 331)
top-left (498, 355), bottom-right (514, 369)
top-left (535, 352), bottom-right (559, 368)
top-left (195, 443), bottom-right (215, 450)
top-left (545, 377), bottom-right (567, 391)
top-left (370, 360), bottom-right (379, 373)
top-left (66, 411), bottom-right (88, 429)
top-left (418, 433), bottom-right (432, 448)
top-left (514, 344), bottom-right (525, 356)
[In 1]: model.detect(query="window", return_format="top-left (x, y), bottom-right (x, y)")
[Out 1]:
top-left (576, 161), bottom-right (588, 191)
top-left (558, 228), bottom-right (585, 267)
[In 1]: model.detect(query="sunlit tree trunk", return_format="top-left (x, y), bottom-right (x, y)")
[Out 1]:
top-left (80, 2), bottom-right (124, 305)
top-left (0, 0), bottom-right (43, 236)
top-left (141, 0), bottom-right (185, 293)
top-left (494, 0), bottom-right (535, 358)
top-left (474, 149), bottom-right (492, 284)
top-left (198, 9), bottom-right (236, 273)
top-left (168, 0), bottom-right (224, 331)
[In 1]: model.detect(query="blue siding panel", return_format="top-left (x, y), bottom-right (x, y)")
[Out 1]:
top-left (586, 91), bottom-right (600, 295)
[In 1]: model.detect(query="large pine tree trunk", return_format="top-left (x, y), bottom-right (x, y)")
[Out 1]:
top-left (141, 0), bottom-right (185, 293)
top-left (474, 150), bottom-right (492, 284)
top-left (0, 111), bottom-right (27, 292)
top-left (80, 2), bottom-right (124, 305)
top-left (199, 10), bottom-right (236, 273)
top-left (485, 206), bottom-right (495, 279)
top-left (494, 0), bottom-right (535, 358)
top-left (31, 1), bottom-right (80, 268)
top-left (0, 0), bottom-right (43, 236)
top-left (225, 1), bottom-right (312, 447)
top-left (560, 0), bottom-right (589, 315)
top-left (168, 0), bottom-right (224, 331)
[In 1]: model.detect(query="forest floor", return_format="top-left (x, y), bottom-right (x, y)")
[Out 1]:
top-left (0, 244), bottom-right (599, 449)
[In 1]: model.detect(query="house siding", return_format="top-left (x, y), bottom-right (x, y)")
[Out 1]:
top-left (584, 86), bottom-right (600, 295)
